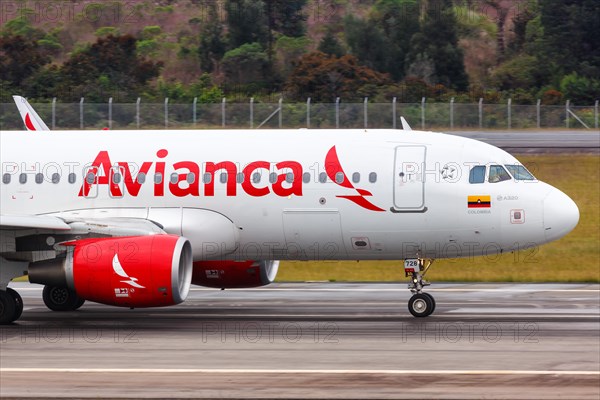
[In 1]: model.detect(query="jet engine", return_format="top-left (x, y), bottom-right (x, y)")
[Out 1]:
top-left (192, 260), bottom-right (279, 289)
top-left (29, 235), bottom-right (192, 307)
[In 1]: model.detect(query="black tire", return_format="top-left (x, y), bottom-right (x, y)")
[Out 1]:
top-left (0, 290), bottom-right (17, 324)
top-left (422, 292), bottom-right (436, 314)
top-left (42, 286), bottom-right (82, 312)
top-left (6, 288), bottom-right (23, 321)
top-left (73, 297), bottom-right (86, 310)
top-left (408, 293), bottom-right (434, 318)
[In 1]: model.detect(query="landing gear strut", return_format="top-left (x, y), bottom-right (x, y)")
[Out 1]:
top-left (404, 259), bottom-right (436, 317)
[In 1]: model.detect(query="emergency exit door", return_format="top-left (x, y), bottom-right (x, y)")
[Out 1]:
top-left (392, 145), bottom-right (427, 212)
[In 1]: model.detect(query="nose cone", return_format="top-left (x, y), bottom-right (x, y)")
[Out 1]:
top-left (543, 188), bottom-right (579, 242)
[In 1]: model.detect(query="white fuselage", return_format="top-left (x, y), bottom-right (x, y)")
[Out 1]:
top-left (0, 129), bottom-right (579, 261)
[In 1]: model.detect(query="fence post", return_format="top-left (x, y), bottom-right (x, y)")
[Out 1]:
top-left (164, 97), bottom-right (169, 129)
top-left (536, 99), bottom-right (541, 129)
top-left (392, 97), bottom-right (397, 129)
top-left (421, 97), bottom-right (426, 130)
top-left (595, 100), bottom-right (598, 130)
top-left (450, 97), bottom-right (455, 130)
top-left (278, 97), bottom-right (283, 128)
top-left (222, 97), bottom-right (226, 127)
top-left (136, 97), bottom-right (141, 129)
top-left (250, 97), bottom-right (254, 129)
top-left (108, 97), bottom-right (113, 129)
top-left (193, 97), bottom-right (198, 127)
top-left (51, 97), bottom-right (56, 129)
top-left (79, 97), bottom-right (84, 129)
top-left (335, 97), bottom-right (340, 129)
top-left (364, 97), bottom-right (368, 129)
top-left (507, 98), bottom-right (512, 129)
top-left (478, 98), bottom-right (483, 129)
top-left (565, 100), bottom-right (570, 129)
top-left (306, 97), bottom-right (311, 128)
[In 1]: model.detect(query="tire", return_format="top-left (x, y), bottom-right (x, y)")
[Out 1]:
top-left (422, 292), bottom-right (436, 314)
top-left (408, 293), bottom-right (434, 318)
top-left (73, 297), bottom-right (86, 310)
top-left (42, 286), bottom-right (82, 312)
top-left (0, 290), bottom-right (17, 324)
top-left (6, 288), bottom-right (23, 321)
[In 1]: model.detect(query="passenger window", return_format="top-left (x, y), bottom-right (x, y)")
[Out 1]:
top-left (68, 173), bottom-right (76, 184)
top-left (369, 172), bottom-right (377, 183)
top-left (469, 166), bottom-right (486, 184)
top-left (335, 172), bottom-right (344, 184)
top-left (489, 165), bottom-right (511, 183)
top-left (302, 172), bottom-right (311, 184)
top-left (85, 172), bottom-right (95, 184)
top-left (51, 173), bottom-right (60, 184)
top-left (252, 172), bottom-right (261, 183)
top-left (286, 172), bottom-right (294, 183)
top-left (2, 173), bottom-right (11, 184)
top-left (170, 173), bottom-right (179, 184)
top-left (113, 173), bottom-right (122, 184)
top-left (137, 172), bottom-right (146, 184)
top-left (35, 173), bottom-right (44, 184)
top-left (352, 172), bottom-right (360, 183)
top-left (187, 173), bottom-right (196, 184)
top-left (219, 173), bottom-right (228, 184)
top-left (19, 173), bottom-right (27, 184)
top-left (236, 173), bottom-right (244, 184)
top-left (154, 173), bottom-right (163, 184)
top-left (269, 173), bottom-right (277, 184)
top-left (319, 172), bottom-right (327, 183)
top-left (203, 173), bottom-right (212, 184)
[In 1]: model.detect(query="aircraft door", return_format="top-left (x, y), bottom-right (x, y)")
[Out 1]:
top-left (392, 145), bottom-right (427, 212)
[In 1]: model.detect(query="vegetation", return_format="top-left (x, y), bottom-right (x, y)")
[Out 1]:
top-left (278, 154), bottom-right (600, 283)
top-left (0, 0), bottom-right (598, 103)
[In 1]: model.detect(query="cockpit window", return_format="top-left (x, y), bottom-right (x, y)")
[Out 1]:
top-left (505, 165), bottom-right (536, 181)
top-left (489, 165), bottom-right (512, 183)
top-left (469, 166), bottom-right (486, 184)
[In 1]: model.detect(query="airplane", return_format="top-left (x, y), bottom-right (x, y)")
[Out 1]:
top-left (0, 100), bottom-right (579, 324)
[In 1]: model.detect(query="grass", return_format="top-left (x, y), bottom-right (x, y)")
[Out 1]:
top-left (277, 155), bottom-right (600, 283)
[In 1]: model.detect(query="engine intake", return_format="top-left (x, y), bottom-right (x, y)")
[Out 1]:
top-left (29, 235), bottom-right (192, 307)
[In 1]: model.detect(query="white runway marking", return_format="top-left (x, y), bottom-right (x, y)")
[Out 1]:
top-left (2, 368), bottom-right (598, 375)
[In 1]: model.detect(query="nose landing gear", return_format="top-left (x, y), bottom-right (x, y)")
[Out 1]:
top-left (405, 259), bottom-right (436, 317)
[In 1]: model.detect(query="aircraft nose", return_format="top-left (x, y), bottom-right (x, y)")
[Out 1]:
top-left (543, 188), bottom-right (579, 242)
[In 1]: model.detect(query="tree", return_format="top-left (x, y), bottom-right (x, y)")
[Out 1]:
top-left (406, 0), bottom-right (469, 90)
top-left (59, 35), bottom-right (162, 101)
top-left (222, 42), bottom-right (269, 84)
top-left (266, 0), bottom-right (308, 37)
top-left (198, 2), bottom-right (226, 73)
top-left (225, 0), bottom-right (268, 49)
top-left (0, 35), bottom-right (50, 98)
top-left (318, 30), bottom-right (345, 58)
top-left (285, 52), bottom-right (390, 101)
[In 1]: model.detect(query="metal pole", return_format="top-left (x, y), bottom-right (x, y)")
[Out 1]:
top-left (222, 97), bottom-right (226, 127)
top-left (108, 97), bottom-right (113, 129)
top-left (536, 99), bottom-right (541, 129)
top-left (507, 98), bottom-right (512, 130)
top-left (136, 97), bottom-right (141, 129)
top-left (278, 97), bottom-right (283, 129)
top-left (421, 97), bottom-right (425, 130)
top-left (306, 97), bottom-right (311, 128)
top-left (51, 97), bottom-right (56, 129)
top-left (392, 97), bottom-right (397, 129)
top-left (79, 97), bottom-right (84, 129)
top-left (193, 97), bottom-right (197, 127)
top-left (566, 100), bottom-right (570, 129)
top-left (450, 97), bottom-right (455, 130)
top-left (478, 98), bottom-right (483, 129)
top-left (595, 100), bottom-right (598, 130)
top-left (250, 98), bottom-right (254, 129)
top-left (364, 97), bottom-right (368, 129)
top-left (164, 97), bottom-right (169, 129)
top-left (335, 97), bottom-right (340, 129)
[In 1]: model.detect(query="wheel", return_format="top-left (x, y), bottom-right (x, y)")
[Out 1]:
top-left (0, 290), bottom-right (17, 324)
top-left (6, 288), bottom-right (23, 321)
top-left (42, 286), bottom-right (83, 311)
top-left (408, 293), bottom-right (434, 317)
top-left (422, 292), bottom-right (436, 314)
top-left (73, 297), bottom-right (86, 310)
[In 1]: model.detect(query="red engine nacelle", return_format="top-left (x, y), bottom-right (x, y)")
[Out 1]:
top-left (192, 260), bottom-right (279, 289)
top-left (29, 235), bottom-right (193, 308)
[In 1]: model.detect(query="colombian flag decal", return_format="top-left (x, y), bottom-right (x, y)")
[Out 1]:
top-left (468, 195), bottom-right (491, 208)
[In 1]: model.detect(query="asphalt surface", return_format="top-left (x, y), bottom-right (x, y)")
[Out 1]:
top-left (447, 130), bottom-right (600, 153)
top-left (1, 282), bottom-right (599, 399)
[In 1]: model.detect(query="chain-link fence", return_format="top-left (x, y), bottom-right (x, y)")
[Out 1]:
top-left (1, 98), bottom-right (598, 131)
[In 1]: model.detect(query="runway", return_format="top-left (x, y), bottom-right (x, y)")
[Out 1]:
top-left (1, 282), bottom-right (599, 399)
top-left (448, 130), bottom-right (600, 153)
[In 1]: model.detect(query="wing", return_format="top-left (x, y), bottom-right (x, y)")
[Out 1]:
top-left (12, 95), bottom-right (50, 131)
top-left (0, 214), bottom-right (71, 231)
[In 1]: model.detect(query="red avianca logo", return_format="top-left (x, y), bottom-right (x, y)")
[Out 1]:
top-left (79, 146), bottom-right (385, 212)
